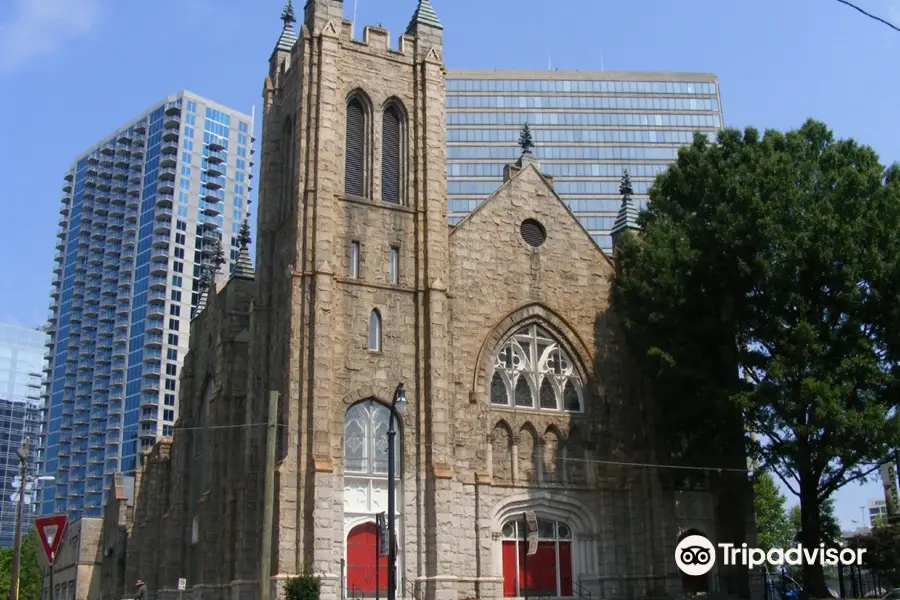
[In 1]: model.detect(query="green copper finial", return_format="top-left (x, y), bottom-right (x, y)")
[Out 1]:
top-left (406, 0), bottom-right (443, 34)
top-left (518, 122), bottom-right (535, 155)
top-left (281, 0), bottom-right (296, 27)
top-left (611, 169), bottom-right (641, 239)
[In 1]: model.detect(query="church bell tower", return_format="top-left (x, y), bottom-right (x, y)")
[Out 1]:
top-left (245, 1), bottom-right (456, 599)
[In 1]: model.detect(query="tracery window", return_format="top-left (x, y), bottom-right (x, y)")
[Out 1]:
top-left (500, 518), bottom-right (573, 597)
top-left (489, 324), bottom-right (583, 412)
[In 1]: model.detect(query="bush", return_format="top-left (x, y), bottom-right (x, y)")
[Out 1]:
top-left (284, 572), bottom-right (321, 600)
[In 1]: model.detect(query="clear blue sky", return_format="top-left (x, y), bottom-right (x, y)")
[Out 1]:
top-left (1, 0), bottom-right (898, 529)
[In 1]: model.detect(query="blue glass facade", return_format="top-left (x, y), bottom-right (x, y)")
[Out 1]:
top-left (444, 72), bottom-right (724, 253)
top-left (42, 92), bottom-right (253, 519)
top-left (0, 323), bottom-right (47, 547)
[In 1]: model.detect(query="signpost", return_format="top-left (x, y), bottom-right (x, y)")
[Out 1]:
top-left (522, 511), bottom-right (538, 600)
top-left (35, 514), bottom-right (68, 600)
top-left (178, 577), bottom-right (186, 600)
top-left (376, 513), bottom-right (387, 600)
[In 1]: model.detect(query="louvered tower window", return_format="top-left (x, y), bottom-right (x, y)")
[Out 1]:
top-left (345, 98), bottom-right (366, 197)
top-left (381, 105), bottom-right (402, 203)
top-left (282, 117), bottom-right (294, 219)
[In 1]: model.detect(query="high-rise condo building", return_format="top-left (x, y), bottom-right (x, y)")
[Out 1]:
top-left (445, 70), bottom-right (723, 253)
top-left (0, 323), bottom-right (47, 546)
top-left (43, 91), bottom-right (253, 518)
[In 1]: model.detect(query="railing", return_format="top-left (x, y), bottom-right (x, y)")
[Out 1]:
top-left (403, 579), bottom-right (423, 600)
top-left (574, 581), bottom-right (592, 600)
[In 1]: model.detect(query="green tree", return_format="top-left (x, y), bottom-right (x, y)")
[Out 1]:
top-left (848, 523), bottom-right (900, 585)
top-left (754, 471), bottom-right (794, 555)
top-left (0, 530), bottom-right (44, 600)
top-left (788, 499), bottom-right (841, 547)
top-left (612, 120), bottom-right (900, 597)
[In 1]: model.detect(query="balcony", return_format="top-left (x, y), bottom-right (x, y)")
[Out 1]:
top-left (164, 112), bottom-right (181, 127)
top-left (62, 182), bottom-right (72, 193)
top-left (203, 189), bottom-right (225, 203)
top-left (201, 228), bottom-right (221, 243)
top-left (158, 166), bottom-right (177, 181)
top-left (150, 261), bottom-right (168, 276)
top-left (152, 234), bottom-right (170, 247)
top-left (146, 316), bottom-right (165, 332)
top-left (153, 220), bottom-right (171, 235)
top-left (64, 172), bottom-right (74, 182)
top-left (150, 246), bottom-right (169, 263)
top-left (164, 103), bottom-right (181, 116)
top-left (159, 153), bottom-right (177, 168)
top-left (206, 149), bottom-right (226, 164)
top-left (161, 140), bottom-right (179, 155)
top-left (143, 348), bottom-right (162, 363)
top-left (204, 177), bottom-right (224, 190)
top-left (162, 126), bottom-right (179, 142)
top-left (145, 332), bottom-right (163, 347)
top-left (134, 123), bottom-right (146, 134)
top-left (149, 275), bottom-right (168, 290)
top-left (208, 138), bottom-right (225, 152)
top-left (206, 163), bottom-right (224, 178)
top-left (157, 180), bottom-right (175, 195)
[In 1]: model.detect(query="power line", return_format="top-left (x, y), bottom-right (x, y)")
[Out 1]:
top-left (835, 0), bottom-right (900, 33)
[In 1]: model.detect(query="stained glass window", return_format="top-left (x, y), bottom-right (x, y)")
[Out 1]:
top-left (488, 324), bottom-right (583, 412)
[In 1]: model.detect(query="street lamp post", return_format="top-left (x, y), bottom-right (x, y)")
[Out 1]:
top-left (386, 382), bottom-right (407, 600)
top-left (9, 438), bottom-right (30, 600)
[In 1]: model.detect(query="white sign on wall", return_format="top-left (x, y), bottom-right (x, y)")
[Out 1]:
top-left (178, 578), bottom-right (186, 591)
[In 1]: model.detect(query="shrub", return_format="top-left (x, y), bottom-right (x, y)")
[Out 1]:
top-left (284, 572), bottom-right (321, 600)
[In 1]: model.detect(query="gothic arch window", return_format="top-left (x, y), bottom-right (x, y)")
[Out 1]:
top-left (500, 517), bottom-right (573, 597)
top-left (342, 400), bottom-right (403, 590)
top-left (281, 117), bottom-right (295, 220)
top-left (381, 102), bottom-right (404, 204)
top-left (345, 93), bottom-right (369, 197)
top-left (489, 324), bottom-right (584, 413)
top-left (368, 309), bottom-right (382, 352)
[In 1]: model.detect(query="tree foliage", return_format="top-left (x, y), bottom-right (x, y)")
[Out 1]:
top-left (848, 523), bottom-right (900, 585)
top-left (788, 500), bottom-right (841, 548)
top-left (754, 471), bottom-right (794, 554)
top-left (0, 530), bottom-right (45, 600)
top-left (612, 120), bottom-right (900, 596)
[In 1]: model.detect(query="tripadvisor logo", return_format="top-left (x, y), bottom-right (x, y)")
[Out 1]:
top-left (674, 534), bottom-right (866, 576)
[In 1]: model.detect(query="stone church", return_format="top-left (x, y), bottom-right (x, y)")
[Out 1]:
top-left (107, 1), bottom-right (758, 599)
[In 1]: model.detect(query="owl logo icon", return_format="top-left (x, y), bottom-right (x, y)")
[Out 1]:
top-left (675, 534), bottom-right (716, 576)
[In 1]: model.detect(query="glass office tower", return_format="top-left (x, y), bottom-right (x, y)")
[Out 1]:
top-left (0, 323), bottom-right (47, 546)
top-left (43, 91), bottom-right (254, 518)
top-left (445, 70), bottom-right (723, 253)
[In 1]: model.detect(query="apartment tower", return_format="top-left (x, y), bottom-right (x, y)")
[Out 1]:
top-left (42, 92), bottom-right (253, 518)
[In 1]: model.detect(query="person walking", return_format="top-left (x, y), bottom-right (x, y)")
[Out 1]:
top-left (135, 580), bottom-right (148, 599)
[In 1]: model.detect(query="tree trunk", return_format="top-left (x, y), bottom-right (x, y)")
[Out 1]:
top-left (800, 478), bottom-right (828, 598)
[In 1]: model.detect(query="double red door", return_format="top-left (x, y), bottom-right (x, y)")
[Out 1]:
top-left (502, 541), bottom-right (572, 597)
top-left (347, 522), bottom-right (389, 596)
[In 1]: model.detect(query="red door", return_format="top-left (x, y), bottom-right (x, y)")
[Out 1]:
top-left (502, 540), bottom-right (574, 597)
top-left (346, 522), bottom-right (389, 596)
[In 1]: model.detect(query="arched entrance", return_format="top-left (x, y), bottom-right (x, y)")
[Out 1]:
top-left (678, 529), bottom-right (711, 595)
top-left (343, 399), bottom-right (402, 596)
top-left (346, 522), bottom-right (389, 596)
top-left (500, 518), bottom-right (573, 597)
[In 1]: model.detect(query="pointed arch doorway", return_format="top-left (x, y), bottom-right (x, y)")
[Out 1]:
top-left (343, 399), bottom-right (402, 597)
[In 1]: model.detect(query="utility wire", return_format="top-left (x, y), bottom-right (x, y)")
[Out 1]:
top-left (63, 423), bottom-right (753, 475)
top-left (835, 0), bottom-right (900, 33)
